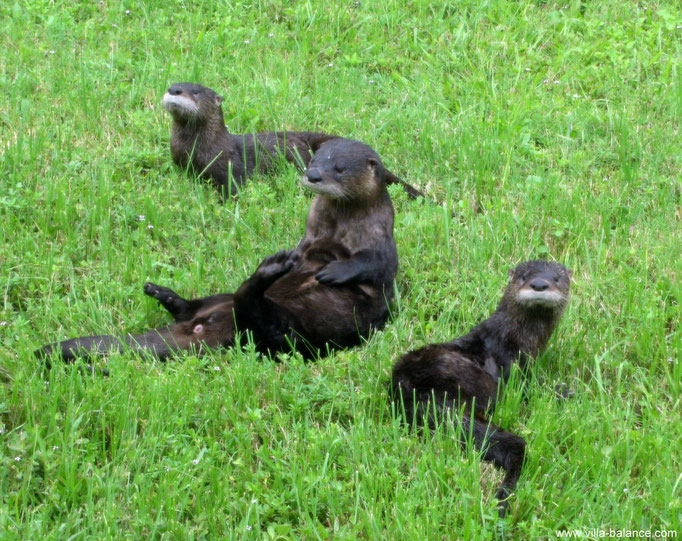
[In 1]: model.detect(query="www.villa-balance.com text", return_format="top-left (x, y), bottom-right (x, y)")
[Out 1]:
top-left (555, 529), bottom-right (678, 539)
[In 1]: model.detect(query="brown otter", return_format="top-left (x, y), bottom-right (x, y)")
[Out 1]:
top-left (35, 138), bottom-right (398, 363)
top-left (163, 82), bottom-right (423, 199)
top-left (391, 260), bottom-right (572, 518)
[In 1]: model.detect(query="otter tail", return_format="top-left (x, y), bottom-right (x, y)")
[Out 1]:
top-left (384, 169), bottom-right (424, 200)
top-left (35, 329), bottom-right (178, 368)
top-left (391, 380), bottom-right (525, 518)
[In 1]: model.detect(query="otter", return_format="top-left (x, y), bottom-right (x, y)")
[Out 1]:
top-left (390, 260), bottom-right (572, 518)
top-left (35, 138), bottom-right (398, 363)
top-left (163, 82), bottom-right (423, 199)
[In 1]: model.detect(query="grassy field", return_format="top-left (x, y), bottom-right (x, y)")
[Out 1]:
top-left (1, 0), bottom-right (680, 538)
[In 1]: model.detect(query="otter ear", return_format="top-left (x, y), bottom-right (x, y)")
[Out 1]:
top-left (215, 95), bottom-right (224, 107)
top-left (567, 268), bottom-right (574, 280)
top-left (367, 157), bottom-right (377, 172)
top-left (508, 268), bottom-right (516, 280)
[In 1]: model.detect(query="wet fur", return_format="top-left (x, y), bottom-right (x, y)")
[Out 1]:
top-left (36, 139), bottom-right (397, 364)
top-left (391, 260), bottom-right (572, 517)
top-left (163, 82), bottom-right (423, 199)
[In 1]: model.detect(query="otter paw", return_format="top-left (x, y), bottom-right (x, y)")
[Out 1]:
top-left (143, 282), bottom-right (186, 309)
top-left (554, 383), bottom-right (574, 401)
top-left (255, 250), bottom-right (296, 281)
top-left (315, 261), bottom-right (353, 285)
top-left (144, 282), bottom-right (176, 301)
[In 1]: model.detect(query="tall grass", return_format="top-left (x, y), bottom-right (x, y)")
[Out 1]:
top-left (1, 0), bottom-right (680, 538)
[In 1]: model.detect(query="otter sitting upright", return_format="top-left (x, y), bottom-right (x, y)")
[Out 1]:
top-left (391, 260), bottom-right (572, 518)
top-left (233, 138), bottom-right (398, 356)
top-left (163, 82), bottom-right (423, 199)
top-left (35, 139), bottom-right (398, 363)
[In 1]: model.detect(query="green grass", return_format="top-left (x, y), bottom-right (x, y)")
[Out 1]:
top-left (1, 0), bottom-right (680, 538)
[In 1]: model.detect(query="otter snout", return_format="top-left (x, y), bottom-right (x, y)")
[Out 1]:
top-left (305, 168), bottom-right (323, 183)
top-left (530, 279), bottom-right (549, 291)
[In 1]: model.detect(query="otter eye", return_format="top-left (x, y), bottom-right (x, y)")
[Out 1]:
top-left (207, 315), bottom-right (215, 324)
top-left (554, 277), bottom-right (560, 283)
top-left (334, 165), bottom-right (345, 173)
top-left (192, 89), bottom-right (201, 95)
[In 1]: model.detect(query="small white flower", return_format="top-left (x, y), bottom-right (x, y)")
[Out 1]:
top-left (553, 80), bottom-right (560, 84)
top-left (251, 498), bottom-right (257, 504)
top-left (572, 94), bottom-right (579, 98)
top-left (245, 525), bottom-right (252, 531)
top-left (213, 366), bottom-right (221, 371)
top-left (112, 23), bottom-right (117, 27)
top-left (543, 79), bottom-right (549, 84)
top-left (14, 456), bottom-right (21, 462)
top-left (244, 40), bottom-right (250, 44)
top-left (138, 215), bottom-right (145, 221)
top-left (165, 466), bottom-right (170, 472)
top-left (327, 63), bottom-right (333, 67)
top-left (0, 321), bottom-right (7, 326)
top-left (525, 67), bottom-right (530, 72)
top-left (268, 33), bottom-right (274, 37)
top-left (147, 224), bottom-right (154, 230)
top-left (53, 446), bottom-right (59, 451)
top-left (49, 50), bottom-right (55, 54)
top-left (369, 79), bottom-right (375, 84)
top-left (125, 9), bottom-right (131, 14)
top-left (623, 488), bottom-right (628, 492)
top-left (192, 459), bottom-right (199, 465)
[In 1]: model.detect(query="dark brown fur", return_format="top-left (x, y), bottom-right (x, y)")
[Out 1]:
top-left (391, 260), bottom-right (572, 517)
top-left (36, 139), bottom-right (397, 364)
top-left (163, 82), bottom-right (423, 199)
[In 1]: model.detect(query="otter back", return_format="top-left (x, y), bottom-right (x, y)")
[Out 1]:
top-left (163, 82), bottom-right (423, 198)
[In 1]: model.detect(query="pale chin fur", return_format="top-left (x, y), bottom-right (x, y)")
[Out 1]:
top-left (301, 177), bottom-right (346, 199)
top-left (516, 289), bottom-right (564, 307)
top-left (162, 93), bottom-right (199, 116)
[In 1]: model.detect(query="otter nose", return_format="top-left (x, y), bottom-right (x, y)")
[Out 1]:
top-left (305, 168), bottom-right (323, 183)
top-left (169, 84), bottom-right (184, 96)
top-left (530, 279), bottom-right (549, 292)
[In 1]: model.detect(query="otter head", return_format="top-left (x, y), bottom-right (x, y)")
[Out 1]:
top-left (302, 139), bottom-right (385, 201)
top-left (507, 260), bottom-right (572, 313)
top-left (162, 82), bottom-right (224, 125)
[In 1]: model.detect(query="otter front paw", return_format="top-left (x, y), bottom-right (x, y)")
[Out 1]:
top-left (315, 261), bottom-right (354, 285)
top-left (255, 250), bottom-right (298, 282)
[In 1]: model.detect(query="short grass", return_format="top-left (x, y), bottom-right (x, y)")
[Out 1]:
top-left (1, 0), bottom-right (680, 539)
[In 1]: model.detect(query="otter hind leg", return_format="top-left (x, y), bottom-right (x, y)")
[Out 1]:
top-left (144, 283), bottom-right (192, 320)
top-left (470, 419), bottom-right (526, 518)
top-left (395, 392), bottom-right (525, 519)
top-left (233, 250), bottom-right (298, 355)
top-left (144, 282), bottom-right (235, 323)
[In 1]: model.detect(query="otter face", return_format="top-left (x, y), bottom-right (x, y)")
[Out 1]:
top-left (162, 82), bottom-right (224, 123)
top-left (510, 260), bottom-right (572, 310)
top-left (302, 139), bottom-right (381, 200)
